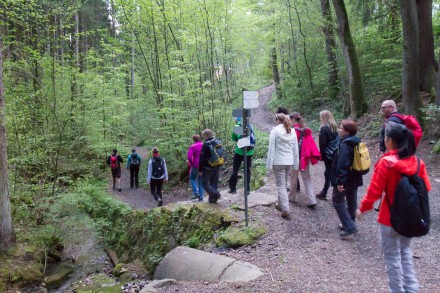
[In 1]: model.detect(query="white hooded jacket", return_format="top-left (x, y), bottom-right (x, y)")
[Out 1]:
top-left (266, 124), bottom-right (299, 170)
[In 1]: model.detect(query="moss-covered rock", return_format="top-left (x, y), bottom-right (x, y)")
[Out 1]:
top-left (216, 225), bottom-right (267, 248)
top-left (434, 139), bottom-right (440, 153)
top-left (113, 263), bottom-right (127, 277)
top-left (74, 273), bottom-right (118, 293)
top-left (44, 263), bottom-right (74, 289)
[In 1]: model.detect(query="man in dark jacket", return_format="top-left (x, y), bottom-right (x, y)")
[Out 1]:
top-left (331, 120), bottom-right (363, 237)
top-left (199, 129), bottom-right (222, 203)
top-left (126, 148), bottom-right (141, 189)
top-left (379, 100), bottom-right (403, 152)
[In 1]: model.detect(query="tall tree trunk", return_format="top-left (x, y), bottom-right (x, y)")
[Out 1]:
top-left (272, 46), bottom-right (282, 98)
top-left (293, 0), bottom-right (313, 90)
top-left (436, 49), bottom-right (440, 106)
top-left (321, 0), bottom-right (339, 99)
top-left (401, 0), bottom-right (423, 117)
top-left (0, 37), bottom-right (15, 252)
top-left (131, 31), bottom-right (135, 99)
top-left (332, 0), bottom-right (367, 118)
top-left (417, 0), bottom-right (436, 92)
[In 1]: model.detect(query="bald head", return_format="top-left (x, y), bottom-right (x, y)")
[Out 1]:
top-left (381, 100), bottom-right (397, 117)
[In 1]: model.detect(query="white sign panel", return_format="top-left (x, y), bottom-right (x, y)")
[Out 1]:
top-left (243, 91), bottom-right (259, 109)
top-left (237, 136), bottom-right (251, 148)
top-left (243, 91), bottom-right (258, 100)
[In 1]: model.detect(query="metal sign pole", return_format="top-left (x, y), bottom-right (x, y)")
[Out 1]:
top-left (243, 103), bottom-right (249, 227)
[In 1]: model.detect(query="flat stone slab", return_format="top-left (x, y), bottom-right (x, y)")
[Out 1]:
top-left (235, 191), bottom-right (278, 209)
top-left (154, 246), bottom-right (263, 283)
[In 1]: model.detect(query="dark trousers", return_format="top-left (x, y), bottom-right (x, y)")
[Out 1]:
top-left (150, 179), bottom-right (164, 201)
top-left (130, 165), bottom-right (140, 188)
top-left (321, 160), bottom-right (332, 196)
top-left (202, 167), bottom-right (221, 202)
top-left (332, 186), bottom-right (358, 231)
top-left (229, 153), bottom-right (252, 192)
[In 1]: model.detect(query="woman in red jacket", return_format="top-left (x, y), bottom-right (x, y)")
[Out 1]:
top-left (356, 122), bottom-right (431, 293)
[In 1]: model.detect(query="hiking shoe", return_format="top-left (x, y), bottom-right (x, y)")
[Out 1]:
top-left (340, 228), bottom-right (358, 237)
top-left (191, 195), bottom-right (198, 200)
top-left (281, 211), bottom-right (291, 219)
top-left (118, 188), bottom-right (122, 192)
top-left (307, 204), bottom-right (317, 210)
top-left (316, 192), bottom-right (327, 201)
top-left (228, 189), bottom-right (237, 194)
top-left (199, 197), bottom-right (204, 201)
top-left (158, 199), bottom-right (163, 207)
top-left (338, 224), bottom-right (344, 231)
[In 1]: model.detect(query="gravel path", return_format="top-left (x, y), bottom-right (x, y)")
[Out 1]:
top-left (110, 85), bottom-right (440, 292)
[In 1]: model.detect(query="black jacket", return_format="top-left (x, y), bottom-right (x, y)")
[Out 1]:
top-left (380, 112), bottom-right (403, 152)
top-left (331, 135), bottom-right (363, 188)
top-left (319, 125), bottom-right (337, 164)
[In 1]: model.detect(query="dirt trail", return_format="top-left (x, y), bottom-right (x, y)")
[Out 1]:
top-left (108, 85), bottom-right (440, 292)
top-left (107, 147), bottom-right (188, 209)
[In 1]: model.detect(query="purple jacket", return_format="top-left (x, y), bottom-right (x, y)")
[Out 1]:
top-left (187, 141), bottom-right (203, 168)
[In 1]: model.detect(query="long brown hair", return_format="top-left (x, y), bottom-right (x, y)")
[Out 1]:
top-left (276, 113), bottom-right (291, 133)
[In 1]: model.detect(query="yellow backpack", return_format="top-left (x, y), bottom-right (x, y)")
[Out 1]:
top-left (351, 142), bottom-right (371, 175)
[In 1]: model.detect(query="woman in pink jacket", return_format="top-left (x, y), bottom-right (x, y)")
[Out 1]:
top-left (187, 134), bottom-right (204, 201)
top-left (289, 112), bottom-right (321, 209)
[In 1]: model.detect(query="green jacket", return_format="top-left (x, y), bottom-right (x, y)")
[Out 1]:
top-left (232, 122), bottom-right (255, 156)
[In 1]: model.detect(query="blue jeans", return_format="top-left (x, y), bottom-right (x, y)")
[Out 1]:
top-left (190, 167), bottom-right (204, 199)
top-left (380, 225), bottom-right (419, 293)
top-left (202, 167), bottom-right (221, 203)
top-left (332, 186), bottom-right (358, 231)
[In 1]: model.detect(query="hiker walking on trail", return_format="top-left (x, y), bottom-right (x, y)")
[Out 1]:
top-left (187, 134), bottom-right (204, 201)
top-left (379, 100), bottom-right (404, 152)
top-left (228, 117), bottom-right (255, 194)
top-left (331, 120), bottom-right (363, 237)
top-left (199, 129), bottom-right (223, 204)
top-left (147, 147), bottom-right (168, 207)
top-left (276, 106), bottom-right (300, 192)
top-left (379, 100), bottom-right (423, 152)
top-left (266, 113), bottom-right (299, 219)
top-left (127, 148), bottom-right (141, 189)
top-left (289, 112), bottom-right (320, 209)
top-left (316, 110), bottom-right (338, 201)
top-left (356, 122), bottom-right (431, 293)
top-left (107, 148), bottom-right (123, 192)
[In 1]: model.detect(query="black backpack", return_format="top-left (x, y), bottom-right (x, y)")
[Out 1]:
top-left (152, 157), bottom-right (164, 177)
top-left (131, 154), bottom-right (140, 166)
top-left (324, 136), bottom-right (340, 161)
top-left (385, 158), bottom-right (430, 238)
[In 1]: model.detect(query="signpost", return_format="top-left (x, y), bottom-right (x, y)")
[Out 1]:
top-left (232, 91), bottom-right (259, 227)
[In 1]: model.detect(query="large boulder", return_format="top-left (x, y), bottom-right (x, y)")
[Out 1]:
top-left (153, 246), bottom-right (263, 283)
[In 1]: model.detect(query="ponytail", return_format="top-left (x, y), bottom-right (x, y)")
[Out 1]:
top-left (276, 113), bottom-right (291, 133)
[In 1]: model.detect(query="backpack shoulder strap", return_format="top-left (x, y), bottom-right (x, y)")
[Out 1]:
top-left (414, 157), bottom-right (420, 176)
top-left (388, 113), bottom-right (405, 122)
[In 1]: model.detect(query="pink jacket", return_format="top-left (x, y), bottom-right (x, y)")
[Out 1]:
top-left (293, 125), bottom-right (321, 170)
top-left (187, 141), bottom-right (203, 168)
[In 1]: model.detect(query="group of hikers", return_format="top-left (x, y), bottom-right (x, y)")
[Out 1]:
top-left (106, 99), bottom-right (432, 293)
top-left (267, 100), bottom-right (431, 293)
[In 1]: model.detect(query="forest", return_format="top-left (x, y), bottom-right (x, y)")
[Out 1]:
top-left (1, 0), bottom-right (440, 291)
